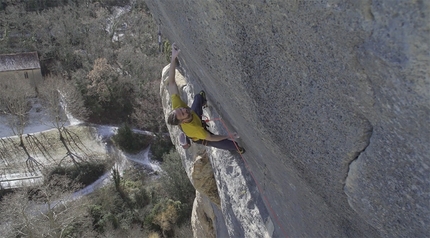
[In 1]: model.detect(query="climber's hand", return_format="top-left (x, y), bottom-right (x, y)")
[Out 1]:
top-left (230, 132), bottom-right (240, 140)
top-left (171, 43), bottom-right (180, 60)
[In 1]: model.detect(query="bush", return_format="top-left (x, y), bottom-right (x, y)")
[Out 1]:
top-left (147, 198), bottom-right (182, 235)
top-left (159, 150), bottom-right (195, 225)
top-left (48, 160), bottom-right (108, 187)
top-left (151, 134), bottom-right (174, 162)
top-left (88, 204), bottom-right (105, 232)
top-left (0, 188), bottom-right (13, 202)
top-left (163, 41), bottom-right (172, 63)
top-left (122, 170), bottom-right (151, 208)
top-left (160, 151), bottom-right (195, 204)
top-left (87, 168), bottom-right (153, 234)
top-left (173, 221), bottom-right (193, 238)
top-left (88, 186), bottom-right (125, 233)
top-left (112, 124), bottom-right (153, 154)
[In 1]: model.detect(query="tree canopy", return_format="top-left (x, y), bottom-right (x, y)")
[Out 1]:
top-left (1, 0), bottom-right (167, 131)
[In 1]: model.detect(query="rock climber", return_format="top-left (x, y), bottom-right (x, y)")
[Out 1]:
top-left (165, 43), bottom-right (245, 154)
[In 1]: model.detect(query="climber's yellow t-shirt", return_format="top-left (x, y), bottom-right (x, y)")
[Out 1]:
top-left (171, 94), bottom-right (208, 141)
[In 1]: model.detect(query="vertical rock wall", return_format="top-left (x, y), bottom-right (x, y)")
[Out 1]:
top-left (151, 0), bottom-right (430, 237)
top-left (160, 65), bottom-right (274, 237)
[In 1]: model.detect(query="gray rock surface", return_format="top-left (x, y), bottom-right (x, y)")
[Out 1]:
top-left (161, 65), bottom-right (274, 237)
top-left (191, 192), bottom-right (216, 238)
top-left (152, 1), bottom-right (430, 237)
top-left (191, 154), bottom-right (221, 207)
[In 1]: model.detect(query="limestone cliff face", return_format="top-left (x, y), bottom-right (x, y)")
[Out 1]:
top-left (153, 1), bottom-right (429, 237)
top-left (160, 65), bottom-right (273, 237)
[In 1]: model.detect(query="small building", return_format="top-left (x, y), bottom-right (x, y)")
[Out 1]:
top-left (0, 52), bottom-right (43, 92)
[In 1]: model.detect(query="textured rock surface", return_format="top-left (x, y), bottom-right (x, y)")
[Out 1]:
top-left (153, 1), bottom-right (429, 237)
top-left (160, 65), bottom-right (274, 237)
top-left (191, 192), bottom-right (216, 238)
top-left (191, 154), bottom-right (221, 207)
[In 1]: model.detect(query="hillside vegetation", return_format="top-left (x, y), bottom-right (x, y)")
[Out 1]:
top-left (1, 0), bottom-right (166, 131)
top-left (1, 0), bottom-right (195, 237)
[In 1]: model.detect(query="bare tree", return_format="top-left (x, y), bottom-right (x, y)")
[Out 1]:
top-left (0, 76), bottom-right (43, 172)
top-left (40, 75), bottom-right (88, 128)
top-left (0, 175), bottom-right (95, 238)
top-left (39, 75), bottom-right (89, 165)
top-left (59, 78), bottom-right (89, 122)
top-left (0, 76), bottom-right (34, 146)
top-left (39, 76), bottom-right (68, 131)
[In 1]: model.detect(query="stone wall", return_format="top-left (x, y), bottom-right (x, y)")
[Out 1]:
top-left (152, 1), bottom-right (430, 237)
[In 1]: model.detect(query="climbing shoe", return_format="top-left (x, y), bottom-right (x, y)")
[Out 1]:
top-left (199, 90), bottom-right (207, 107)
top-left (238, 147), bottom-right (246, 154)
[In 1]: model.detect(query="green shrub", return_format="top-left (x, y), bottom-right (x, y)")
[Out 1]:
top-left (123, 171), bottom-right (151, 208)
top-left (48, 160), bottom-right (107, 187)
top-left (87, 168), bottom-right (154, 234)
top-left (62, 221), bottom-right (87, 238)
top-left (89, 205), bottom-right (105, 232)
top-left (160, 151), bottom-right (195, 204)
top-left (159, 150), bottom-right (195, 225)
top-left (173, 221), bottom-right (193, 238)
top-left (163, 41), bottom-right (172, 63)
top-left (150, 135), bottom-right (174, 162)
top-left (88, 189), bottom-right (124, 233)
top-left (132, 188), bottom-right (151, 209)
top-left (112, 124), bottom-right (153, 154)
top-left (148, 199), bottom-right (181, 232)
top-left (0, 188), bottom-right (13, 202)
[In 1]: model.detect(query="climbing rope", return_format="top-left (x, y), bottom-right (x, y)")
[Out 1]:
top-left (203, 116), bottom-right (290, 238)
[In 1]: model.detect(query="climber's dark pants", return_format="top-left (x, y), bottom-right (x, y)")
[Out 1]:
top-left (191, 93), bottom-right (205, 118)
top-left (190, 93), bottom-right (239, 151)
top-left (194, 138), bottom-right (240, 151)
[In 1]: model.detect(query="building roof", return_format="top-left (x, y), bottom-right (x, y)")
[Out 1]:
top-left (0, 52), bottom-right (40, 72)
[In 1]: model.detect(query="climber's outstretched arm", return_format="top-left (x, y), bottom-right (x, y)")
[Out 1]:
top-left (167, 43), bottom-right (180, 95)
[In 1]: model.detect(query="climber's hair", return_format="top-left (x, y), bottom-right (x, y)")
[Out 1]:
top-left (167, 110), bottom-right (180, 125)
